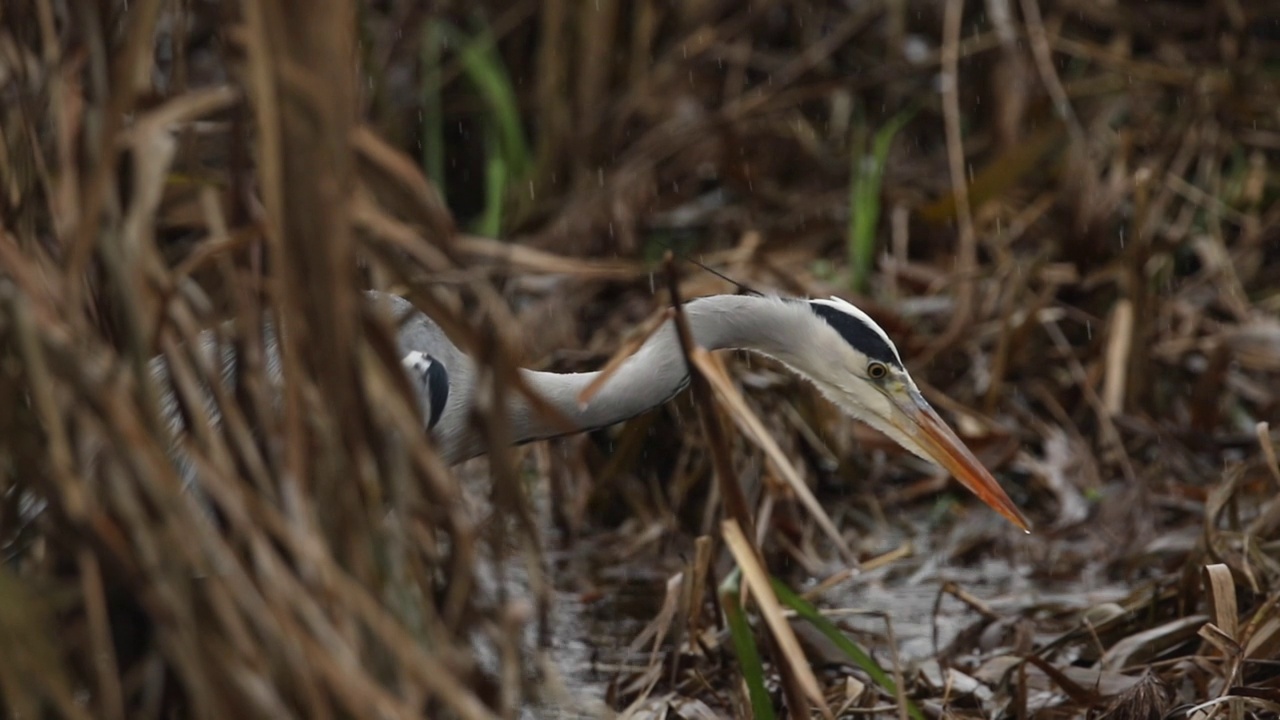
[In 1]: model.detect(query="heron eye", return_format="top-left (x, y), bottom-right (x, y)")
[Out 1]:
top-left (867, 362), bottom-right (888, 380)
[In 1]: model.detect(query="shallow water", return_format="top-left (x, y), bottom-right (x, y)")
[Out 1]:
top-left (522, 503), bottom-right (1134, 718)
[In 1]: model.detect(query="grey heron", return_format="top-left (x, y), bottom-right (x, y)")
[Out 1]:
top-left (369, 292), bottom-right (1029, 531)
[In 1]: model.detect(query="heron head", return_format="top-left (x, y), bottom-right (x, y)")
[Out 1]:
top-left (797, 297), bottom-right (1030, 532)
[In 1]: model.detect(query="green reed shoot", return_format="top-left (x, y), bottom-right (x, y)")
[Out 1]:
top-left (849, 107), bottom-right (915, 293)
top-left (770, 578), bottom-right (924, 720)
top-left (720, 569), bottom-right (776, 720)
top-left (421, 20), bottom-right (530, 237)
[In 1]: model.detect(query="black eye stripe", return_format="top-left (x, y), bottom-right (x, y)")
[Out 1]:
top-left (404, 351), bottom-right (450, 430)
top-left (808, 302), bottom-right (902, 367)
top-left (425, 357), bottom-right (449, 430)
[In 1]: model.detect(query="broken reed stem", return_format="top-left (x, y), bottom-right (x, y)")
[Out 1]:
top-left (722, 520), bottom-right (833, 719)
top-left (687, 348), bottom-right (858, 566)
top-left (1102, 299), bottom-right (1134, 416)
top-left (664, 253), bottom-right (832, 719)
top-left (262, 0), bottom-right (367, 516)
top-left (661, 251), bottom-right (757, 546)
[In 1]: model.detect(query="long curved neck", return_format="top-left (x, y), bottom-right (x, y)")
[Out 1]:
top-left (508, 294), bottom-right (807, 444)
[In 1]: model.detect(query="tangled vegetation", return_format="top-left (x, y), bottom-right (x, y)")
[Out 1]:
top-left (2, 1), bottom-right (1279, 718)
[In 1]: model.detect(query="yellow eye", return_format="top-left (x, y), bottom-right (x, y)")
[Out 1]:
top-left (867, 362), bottom-right (888, 380)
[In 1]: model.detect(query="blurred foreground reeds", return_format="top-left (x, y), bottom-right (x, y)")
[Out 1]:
top-left (3, 0), bottom-right (1280, 718)
top-left (0, 2), bottom-right (553, 717)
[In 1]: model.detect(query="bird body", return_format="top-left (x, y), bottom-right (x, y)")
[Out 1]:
top-left (158, 291), bottom-right (1030, 531)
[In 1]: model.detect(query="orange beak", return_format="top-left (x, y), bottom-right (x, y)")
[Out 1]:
top-left (889, 389), bottom-right (1031, 532)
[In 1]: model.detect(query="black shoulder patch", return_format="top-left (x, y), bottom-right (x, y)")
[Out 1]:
top-left (808, 302), bottom-right (902, 367)
top-left (425, 359), bottom-right (449, 430)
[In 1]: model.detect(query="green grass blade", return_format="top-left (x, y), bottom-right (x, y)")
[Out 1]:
top-left (848, 107), bottom-right (916, 293)
top-left (420, 21), bottom-right (447, 193)
top-left (476, 121), bottom-right (508, 237)
top-left (769, 577), bottom-right (924, 720)
top-left (720, 570), bottom-right (776, 720)
top-left (428, 21), bottom-right (531, 237)
top-left (455, 30), bottom-right (529, 184)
